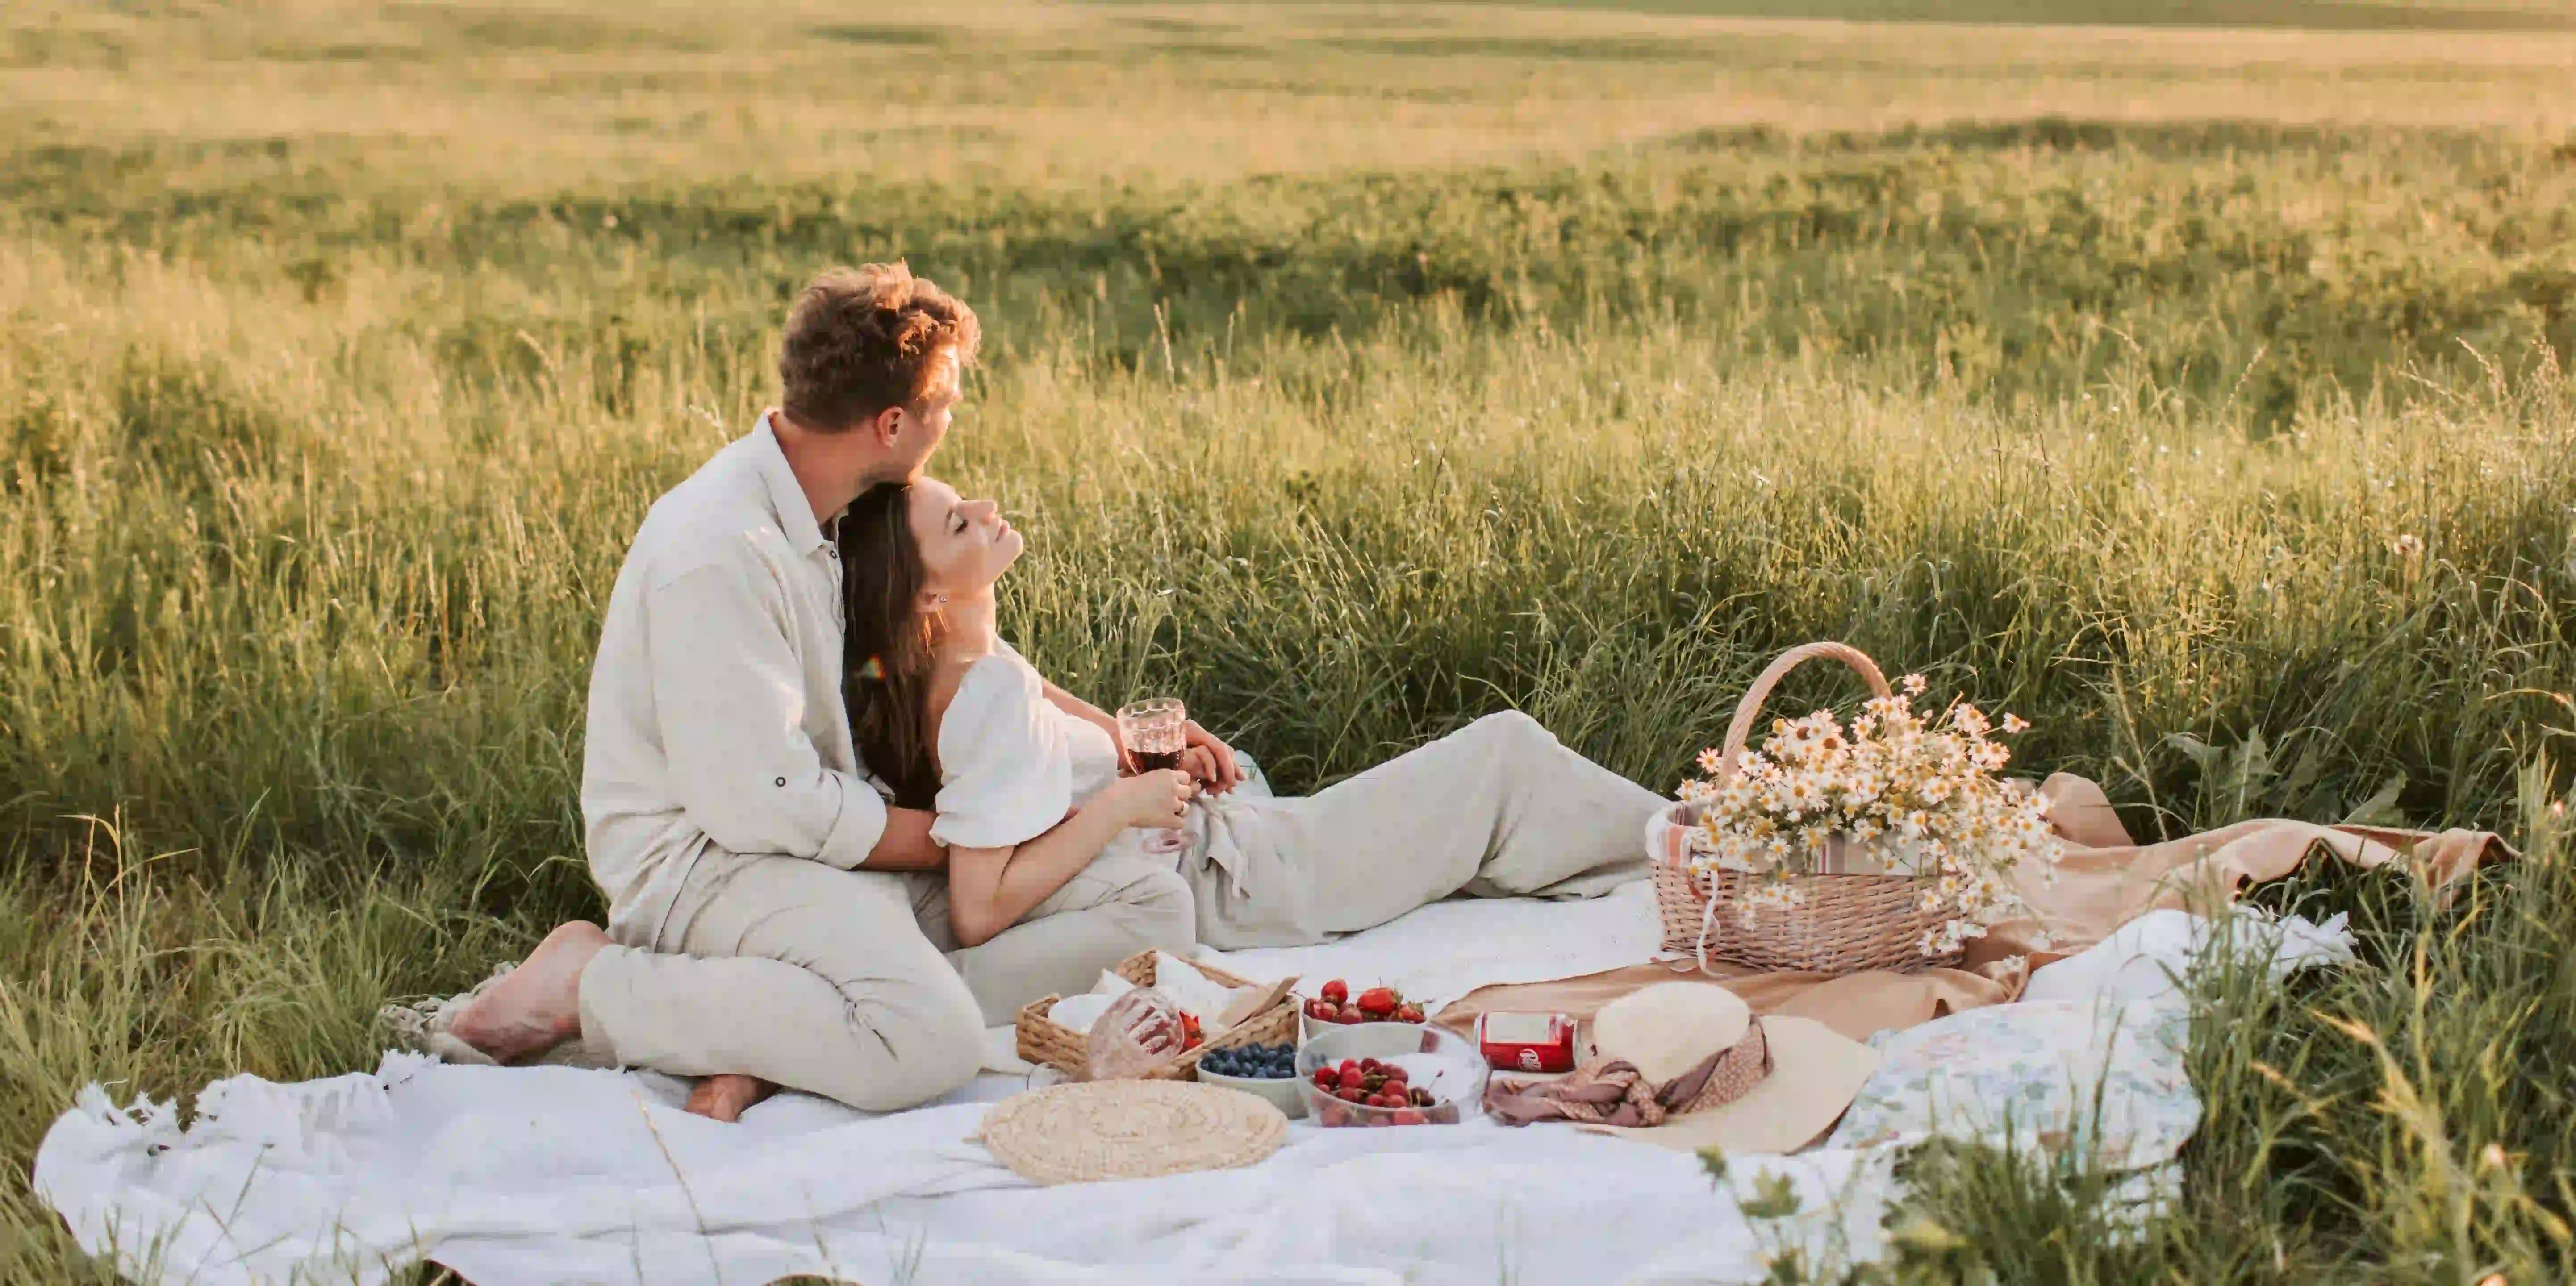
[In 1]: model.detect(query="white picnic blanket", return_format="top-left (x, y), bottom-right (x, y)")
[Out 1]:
top-left (1212, 877), bottom-right (1666, 1014)
top-left (33, 889), bottom-right (2340, 1286)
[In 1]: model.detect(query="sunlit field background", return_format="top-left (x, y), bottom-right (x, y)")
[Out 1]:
top-left (5, 1), bottom-right (2576, 1281)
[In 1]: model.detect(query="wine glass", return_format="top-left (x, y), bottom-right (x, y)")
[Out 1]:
top-left (1116, 697), bottom-right (1191, 855)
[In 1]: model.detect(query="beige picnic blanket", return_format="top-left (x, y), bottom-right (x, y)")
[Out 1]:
top-left (1440, 771), bottom-right (2515, 1043)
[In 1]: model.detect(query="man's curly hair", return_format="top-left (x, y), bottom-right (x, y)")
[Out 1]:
top-left (777, 262), bottom-right (981, 433)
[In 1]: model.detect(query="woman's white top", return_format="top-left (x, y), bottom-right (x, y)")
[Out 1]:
top-left (929, 641), bottom-right (1123, 849)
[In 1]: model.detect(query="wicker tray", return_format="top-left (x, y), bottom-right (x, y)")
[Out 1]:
top-left (1015, 949), bottom-right (1300, 1080)
top-left (1653, 641), bottom-right (1961, 976)
top-left (976, 1079), bottom-right (1288, 1185)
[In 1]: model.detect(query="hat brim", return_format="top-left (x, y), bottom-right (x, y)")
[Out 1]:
top-left (1575, 1017), bottom-right (1879, 1157)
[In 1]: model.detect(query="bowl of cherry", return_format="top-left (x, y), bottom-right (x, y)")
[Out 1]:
top-left (1294, 1020), bottom-right (1485, 1128)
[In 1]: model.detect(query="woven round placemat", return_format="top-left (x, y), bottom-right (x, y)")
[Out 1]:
top-left (977, 1079), bottom-right (1288, 1185)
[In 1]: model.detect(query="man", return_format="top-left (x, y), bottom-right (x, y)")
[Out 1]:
top-left (453, 262), bottom-right (1199, 1121)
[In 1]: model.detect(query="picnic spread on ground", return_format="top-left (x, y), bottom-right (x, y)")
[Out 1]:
top-left (35, 776), bottom-right (2503, 1286)
top-left (33, 645), bottom-right (2516, 1286)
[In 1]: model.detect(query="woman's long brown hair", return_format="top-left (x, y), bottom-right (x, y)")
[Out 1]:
top-left (838, 482), bottom-right (943, 808)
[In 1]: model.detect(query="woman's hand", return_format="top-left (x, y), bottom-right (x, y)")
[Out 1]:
top-left (1103, 768), bottom-right (1195, 829)
top-left (1181, 720), bottom-right (1243, 794)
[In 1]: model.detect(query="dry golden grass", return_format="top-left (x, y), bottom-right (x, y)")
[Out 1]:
top-left (8, 0), bottom-right (2575, 192)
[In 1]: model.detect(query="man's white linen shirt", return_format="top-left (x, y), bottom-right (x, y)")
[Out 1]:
top-left (581, 414), bottom-right (887, 945)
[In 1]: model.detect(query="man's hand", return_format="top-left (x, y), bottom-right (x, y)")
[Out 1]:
top-left (857, 807), bottom-right (949, 871)
top-left (1180, 720), bottom-right (1243, 795)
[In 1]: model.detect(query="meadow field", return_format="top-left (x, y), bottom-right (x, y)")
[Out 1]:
top-left (5, 1), bottom-right (2576, 1281)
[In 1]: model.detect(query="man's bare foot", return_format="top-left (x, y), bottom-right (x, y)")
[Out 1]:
top-left (684, 1073), bottom-right (777, 1123)
top-left (449, 921), bottom-right (610, 1064)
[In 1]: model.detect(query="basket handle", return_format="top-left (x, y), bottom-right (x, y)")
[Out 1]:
top-left (1715, 642), bottom-right (1894, 783)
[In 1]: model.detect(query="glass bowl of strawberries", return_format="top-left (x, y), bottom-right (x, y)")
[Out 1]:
top-left (1299, 978), bottom-right (1426, 1039)
top-left (1295, 1020), bottom-right (1485, 1128)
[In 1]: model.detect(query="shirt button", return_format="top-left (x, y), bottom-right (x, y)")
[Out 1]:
top-left (774, 776), bottom-right (787, 787)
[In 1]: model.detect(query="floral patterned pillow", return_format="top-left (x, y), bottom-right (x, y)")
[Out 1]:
top-left (1824, 997), bottom-right (2199, 1173)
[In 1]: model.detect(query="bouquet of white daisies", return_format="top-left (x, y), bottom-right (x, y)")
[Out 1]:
top-left (1679, 670), bottom-right (2062, 959)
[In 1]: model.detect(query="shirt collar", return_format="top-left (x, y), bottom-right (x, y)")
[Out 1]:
top-left (750, 413), bottom-right (831, 556)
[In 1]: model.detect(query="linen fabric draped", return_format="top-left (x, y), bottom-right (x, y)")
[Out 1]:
top-left (1439, 772), bottom-right (2511, 1053)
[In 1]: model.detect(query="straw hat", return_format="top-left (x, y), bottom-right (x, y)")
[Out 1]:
top-left (1577, 982), bottom-right (1880, 1156)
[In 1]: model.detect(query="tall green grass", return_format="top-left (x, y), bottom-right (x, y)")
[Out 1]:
top-left (4, 6), bottom-right (2576, 1281)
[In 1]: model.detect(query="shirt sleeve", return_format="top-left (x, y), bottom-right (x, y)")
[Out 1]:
top-left (931, 654), bottom-right (1074, 850)
top-left (643, 562), bottom-right (887, 869)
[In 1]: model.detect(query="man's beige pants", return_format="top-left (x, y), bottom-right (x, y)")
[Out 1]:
top-left (574, 710), bottom-right (1654, 1111)
top-left (1185, 710), bottom-right (1665, 949)
top-left (576, 847), bottom-right (1193, 1111)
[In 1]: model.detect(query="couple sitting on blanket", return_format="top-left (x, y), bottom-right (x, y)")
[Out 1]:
top-left (453, 263), bottom-right (1666, 1120)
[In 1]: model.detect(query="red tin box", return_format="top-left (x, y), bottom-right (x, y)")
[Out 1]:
top-left (1475, 1011), bottom-right (1578, 1074)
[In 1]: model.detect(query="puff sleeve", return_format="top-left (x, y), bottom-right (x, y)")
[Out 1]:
top-left (930, 653), bottom-right (1075, 849)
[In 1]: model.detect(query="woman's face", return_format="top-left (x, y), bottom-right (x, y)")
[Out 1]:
top-left (906, 476), bottom-right (1023, 604)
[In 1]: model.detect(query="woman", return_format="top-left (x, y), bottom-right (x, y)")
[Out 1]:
top-left (839, 478), bottom-right (1203, 1025)
top-left (840, 477), bottom-right (1667, 977)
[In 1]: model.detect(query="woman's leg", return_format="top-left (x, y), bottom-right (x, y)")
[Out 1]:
top-left (914, 850), bottom-right (1198, 1024)
top-left (1190, 710), bottom-right (1665, 949)
top-left (576, 846), bottom-right (986, 1113)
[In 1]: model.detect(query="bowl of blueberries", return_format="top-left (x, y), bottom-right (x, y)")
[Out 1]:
top-left (1192, 1041), bottom-right (1304, 1119)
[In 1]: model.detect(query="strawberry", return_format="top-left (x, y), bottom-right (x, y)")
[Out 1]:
top-left (1336, 1004), bottom-right (1363, 1024)
top-left (1379, 1064), bottom-right (1407, 1081)
top-left (1394, 1003), bottom-right (1425, 1024)
top-left (1337, 1067), bottom-right (1366, 1090)
top-left (1391, 1109), bottom-right (1427, 1126)
top-left (1319, 979), bottom-right (1349, 1005)
top-left (1313, 1068), bottom-right (1338, 1090)
top-left (1359, 1057), bottom-right (1381, 1072)
top-left (1305, 999), bottom-right (1334, 1021)
top-left (1356, 987), bottom-right (1398, 1017)
top-left (1336, 1086), bottom-right (1367, 1104)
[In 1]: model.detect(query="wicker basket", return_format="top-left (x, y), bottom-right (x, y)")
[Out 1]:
top-left (1015, 949), bottom-right (1301, 1081)
top-left (1651, 641), bottom-right (1962, 976)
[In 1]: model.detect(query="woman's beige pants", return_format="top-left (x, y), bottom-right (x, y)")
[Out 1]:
top-left (1184, 710), bottom-right (1664, 949)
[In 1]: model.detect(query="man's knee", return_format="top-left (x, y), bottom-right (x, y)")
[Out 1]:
top-left (1466, 709), bottom-right (1553, 753)
top-left (832, 964), bottom-right (984, 1111)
